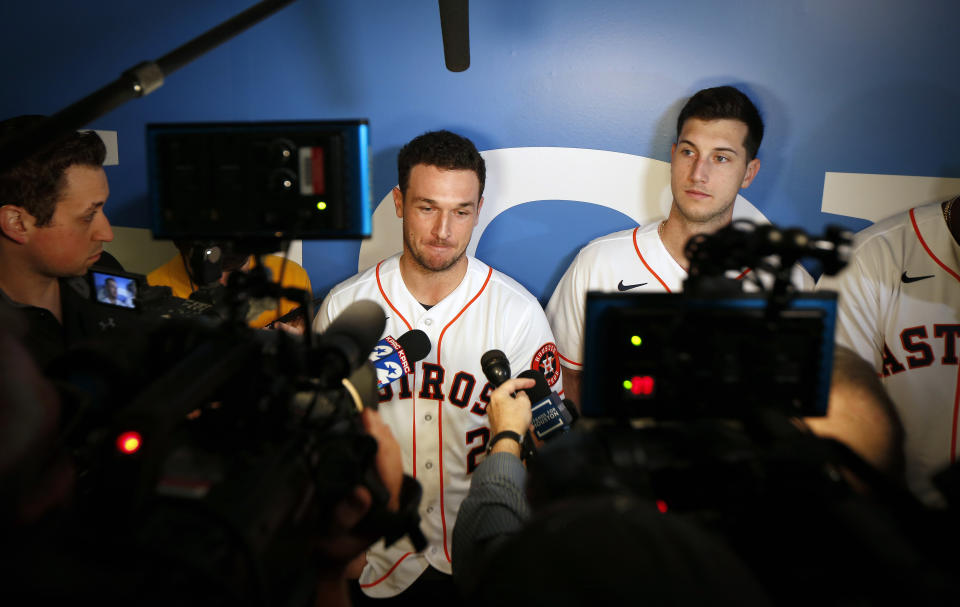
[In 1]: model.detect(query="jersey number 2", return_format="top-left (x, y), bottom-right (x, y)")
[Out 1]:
top-left (465, 427), bottom-right (490, 473)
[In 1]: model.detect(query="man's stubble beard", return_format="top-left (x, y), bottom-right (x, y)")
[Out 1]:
top-left (673, 195), bottom-right (736, 229)
top-left (407, 243), bottom-right (466, 274)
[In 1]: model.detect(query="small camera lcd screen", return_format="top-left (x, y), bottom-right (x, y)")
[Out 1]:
top-left (91, 270), bottom-right (138, 309)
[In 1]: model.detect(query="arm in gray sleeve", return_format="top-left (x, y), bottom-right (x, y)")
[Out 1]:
top-left (452, 451), bottom-right (531, 591)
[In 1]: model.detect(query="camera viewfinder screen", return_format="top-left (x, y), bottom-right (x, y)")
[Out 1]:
top-left (91, 270), bottom-right (137, 309)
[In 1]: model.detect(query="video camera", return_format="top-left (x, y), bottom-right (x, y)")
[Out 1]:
top-left (578, 219), bottom-right (851, 422)
top-left (535, 219), bottom-right (856, 505)
top-left (525, 221), bottom-right (957, 604)
top-left (11, 122), bottom-right (424, 606)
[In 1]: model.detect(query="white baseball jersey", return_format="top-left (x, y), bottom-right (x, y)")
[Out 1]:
top-left (546, 221), bottom-right (814, 368)
top-left (313, 254), bottom-right (562, 597)
top-left (817, 200), bottom-right (960, 505)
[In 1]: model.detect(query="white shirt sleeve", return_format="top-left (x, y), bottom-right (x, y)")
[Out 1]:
top-left (312, 291), bottom-right (338, 334)
top-left (507, 296), bottom-right (564, 392)
top-left (815, 243), bottom-right (888, 369)
top-left (545, 250), bottom-right (588, 369)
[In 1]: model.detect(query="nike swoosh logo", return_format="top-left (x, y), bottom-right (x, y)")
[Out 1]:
top-left (901, 272), bottom-right (934, 284)
top-left (617, 280), bottom-right (647, 291)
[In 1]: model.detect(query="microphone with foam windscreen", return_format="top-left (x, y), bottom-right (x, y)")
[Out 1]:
top-left (518, 369), bottom-right (577, 440)
top-left (480, 349), bottom-right (511, 388)
top-left (369, 329), bottom-right (432, 388)
top-left (481, 349), bottom-right (541, 459)
top-left (311, 300), bottom-right (386, 387)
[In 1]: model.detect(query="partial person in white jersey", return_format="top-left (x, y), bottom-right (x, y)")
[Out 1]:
top-left (818, 195), bottom-right (960, 505)
top-left (313, 130), bottom-right (562, 603)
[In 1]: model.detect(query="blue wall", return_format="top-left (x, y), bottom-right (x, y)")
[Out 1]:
top-left (2, 0), bottom-right (958, 301)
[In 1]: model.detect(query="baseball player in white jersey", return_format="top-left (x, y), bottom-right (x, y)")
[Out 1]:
top-left (547, 86), bottom-right (811, 405)
top-left (817, 197), bottom-right (960, 505)
top-left (546, 212), bottom-right (813, 385)
top-left (314, 131), bottom-right (561, 600)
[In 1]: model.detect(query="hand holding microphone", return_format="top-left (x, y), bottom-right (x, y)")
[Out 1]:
top-left (481, 348), bottom-right (577, 457)
top-left (486, 377), bottom-right (537, 456)
top-left (517, 369), bottom-right (577, 441)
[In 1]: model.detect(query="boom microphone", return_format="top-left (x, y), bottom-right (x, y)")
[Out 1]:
top-left (370, 329), bottom-right (431, 388)
top-left (517, 369), bottom-right (576, 440)
top-left (438, 0), bottom-right (470, 72)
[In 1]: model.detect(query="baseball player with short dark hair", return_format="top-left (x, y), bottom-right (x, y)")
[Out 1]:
top-left (546, 86), bottom-right (811, 406)
top-left (313, 130), bottom-right (561, 601)
top-left (545, 87), bottom-right (906, 474)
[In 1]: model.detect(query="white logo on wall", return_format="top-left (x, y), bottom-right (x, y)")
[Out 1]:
top-left (358, 148), bottom-right (960, 271)
top-left (822, 173), bottom-right (960, 222)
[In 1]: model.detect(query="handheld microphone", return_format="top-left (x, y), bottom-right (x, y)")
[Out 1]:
top-left (518, 369), bottom-right (576, 440)
top-left (370, 329), bottom-right (431, 388)
top-left (481, 349), bottom-right (530, 458)
top-left (480, 349), bottom-right (511, 387)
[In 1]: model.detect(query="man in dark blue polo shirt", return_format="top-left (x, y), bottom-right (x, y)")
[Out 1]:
top-left (0, 115), bottom-right (117, 368)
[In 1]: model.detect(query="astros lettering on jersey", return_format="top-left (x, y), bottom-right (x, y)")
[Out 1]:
top-left (314, 254), bottom-right (561, 597)
top-left (817, 199), bottom-right (960, 505)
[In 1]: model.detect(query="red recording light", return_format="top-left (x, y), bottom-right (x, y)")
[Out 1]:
top-left (656, 499), bottom-right (668, 514)
top-left (116, 431), bottom-right (142, 454)
top-left (630, 375), bottom-right (655, 396)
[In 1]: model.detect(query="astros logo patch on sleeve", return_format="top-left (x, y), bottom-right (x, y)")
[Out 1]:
top-left (532, 343), bottom-right (561, 386)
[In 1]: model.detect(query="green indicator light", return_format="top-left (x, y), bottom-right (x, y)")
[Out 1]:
top-left (622, 379), bottom-right (632, 390)
top-left (630, 335), bottom-right (642, 346)
top-left (316, 201), bottom-right (327, 211)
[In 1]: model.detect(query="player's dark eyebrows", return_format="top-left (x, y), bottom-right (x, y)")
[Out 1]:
top-left (414, 197), bottom-right (477, 208)
top-left (713, 146), bottom-right (740, 155)
top-left (83, 201), bottom-right (106, 213)
top-left (677, 138), bottom-right (740, 156)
